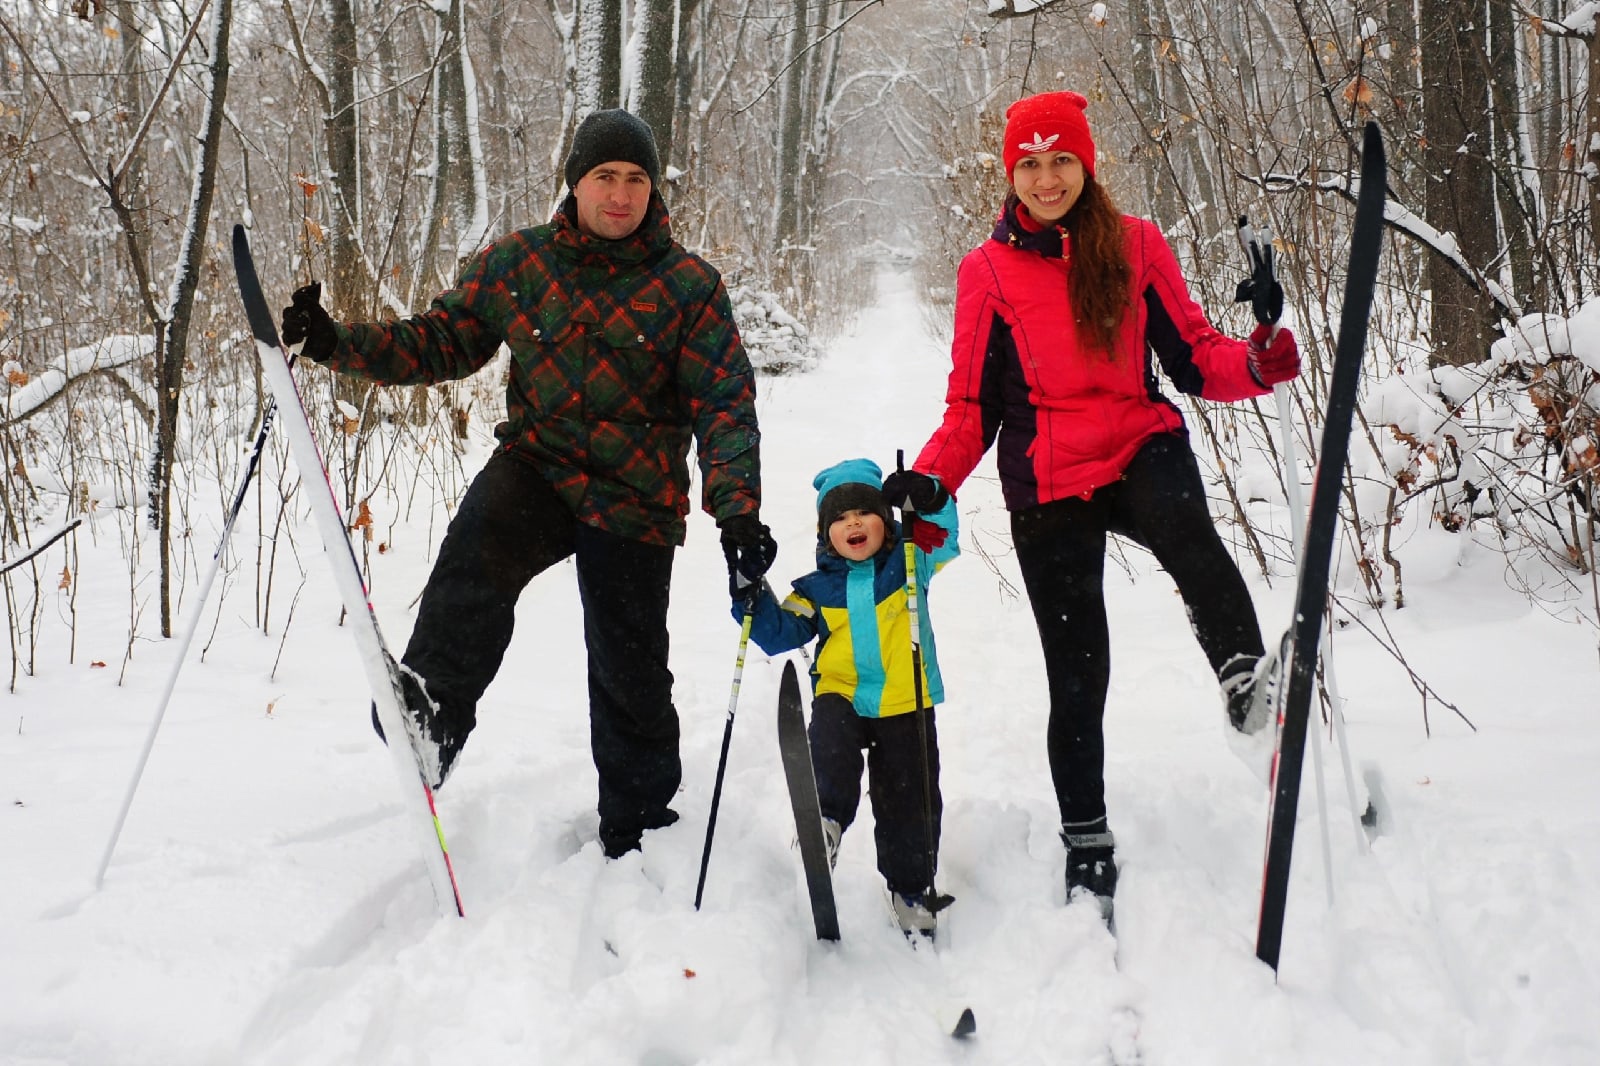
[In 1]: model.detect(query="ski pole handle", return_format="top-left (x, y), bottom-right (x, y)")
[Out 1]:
top-left (1237, 215), bottom-right (1282, 340)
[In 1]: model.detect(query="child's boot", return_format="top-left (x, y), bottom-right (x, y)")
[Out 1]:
top-left (822, 818), bottom-right (842, 870)
top-left (891, 889), bottom-right (937, 941)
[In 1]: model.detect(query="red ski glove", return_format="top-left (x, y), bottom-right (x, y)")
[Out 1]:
top-left (1247, 323), bottom-right (1300, 387)
top-left (908, 517), bottom-right (948, 553)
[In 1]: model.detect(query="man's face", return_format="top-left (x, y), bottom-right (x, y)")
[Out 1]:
top-left (572, 161), bottom-right (651, 240)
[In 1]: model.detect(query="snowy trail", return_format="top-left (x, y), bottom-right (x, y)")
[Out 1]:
top-left (3, 267), bottom-right (1598, 1065)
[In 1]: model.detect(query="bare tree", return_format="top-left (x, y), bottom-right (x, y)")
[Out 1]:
top-left (1418, 4), bottom-right (1501, 366)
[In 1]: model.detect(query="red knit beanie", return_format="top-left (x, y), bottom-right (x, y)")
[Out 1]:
top-left (1002, 91), bottom-right (1096, 181)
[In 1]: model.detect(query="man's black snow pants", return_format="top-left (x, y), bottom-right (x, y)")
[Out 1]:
top-left (808, 693), bottom-right (942, 898)
top-left (1010, 432), bottom-right (1266, 830)
top-left (402, 451), bottom-right (680, 858)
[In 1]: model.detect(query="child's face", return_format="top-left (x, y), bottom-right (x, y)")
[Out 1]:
top-left (828, 508), bottom-right (886, 561)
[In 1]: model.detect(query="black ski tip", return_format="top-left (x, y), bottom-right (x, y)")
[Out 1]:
top-left (230, 223), bottom-right (284, 349)
top-left (952, 1007), bottom-right (977, 1039)
top-left (1361, 119), bottom-right (1384, 163)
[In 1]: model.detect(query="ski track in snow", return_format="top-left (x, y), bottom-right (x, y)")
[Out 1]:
top-left (3, 267), bottom-right (1598, 1065)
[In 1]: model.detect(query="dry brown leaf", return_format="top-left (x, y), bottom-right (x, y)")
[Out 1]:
top-left (1343, 77), bottom-right (1373, 107)
top-left (90, 660), bottom-right (106, 668)
top-left (351, 500), bottom-right (375, 541)
top-left (58, 566), bottom-right (71, 590)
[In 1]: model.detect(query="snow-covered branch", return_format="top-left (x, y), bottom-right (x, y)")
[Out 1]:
top-left (985, 0), bottom-right (1065, 18)
top-left (1285, 169), bottom-right (1525, 321)
top-left (1538, 1), bottom-right (1597, 37)
top-left (1, 335), bottom-right (155, 428)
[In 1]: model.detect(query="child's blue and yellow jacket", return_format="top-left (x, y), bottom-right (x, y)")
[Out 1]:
top-left (737, 500), bottom-right (959, 718)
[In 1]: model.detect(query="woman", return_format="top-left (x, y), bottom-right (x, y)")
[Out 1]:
top-left (882, 91), bottom-right (1300, 918)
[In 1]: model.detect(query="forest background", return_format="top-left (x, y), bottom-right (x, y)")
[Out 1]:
top-left (1, 0), bottom-right (1597, 710)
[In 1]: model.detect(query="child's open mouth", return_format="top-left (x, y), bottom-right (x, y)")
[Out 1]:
top-left (847, 532), bottom-right (868, 547)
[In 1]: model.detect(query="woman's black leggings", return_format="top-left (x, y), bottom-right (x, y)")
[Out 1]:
top-left (1010, 433), bottom-right (1266, 828)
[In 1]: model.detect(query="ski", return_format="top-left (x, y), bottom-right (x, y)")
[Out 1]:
top-left (1254, 122), bottom-right (1386, 970)
top-left (230, 225), bottom-right (465, 919)
top-left (775, 659), bottom-right (840, 941)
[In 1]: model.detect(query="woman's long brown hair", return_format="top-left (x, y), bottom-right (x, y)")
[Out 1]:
top-left (1064, 178), bottom-right (1131, 357)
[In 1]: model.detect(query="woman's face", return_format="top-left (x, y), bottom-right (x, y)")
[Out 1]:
top-left (1011, 151), bottom-right (1085, 224)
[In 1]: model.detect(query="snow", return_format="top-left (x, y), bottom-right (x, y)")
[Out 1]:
top-left (4, 270), bottom-right (1600, 1065)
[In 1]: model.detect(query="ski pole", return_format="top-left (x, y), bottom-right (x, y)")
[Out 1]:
top-left (1238, 216), bottom-right (1337, 902)
top-left (96, 394), bottom-right (281, 888)
top-left (695, 575), bottom-right (760, 910)
top-left (896, 451), bottom-right (952, 917)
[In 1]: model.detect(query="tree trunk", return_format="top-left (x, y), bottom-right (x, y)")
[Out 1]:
top-left (630, 0), bottom-right (678, 173)
top-left (1485, 0), bottom-right (1536, 307)
top-left (155, 0), bottom-right (232, 636)
top-left (1587, 30), bottom-right (1600, 298)
top-left (1418, 0), bottom-right (1499, 366)
top-left (577, 0), bottom-right (622, 114)
top-left (774, 0), bottom-right (810, 249)
top-left (670, 0), bottom-right (705, 175)
top-left (323, 0), bottom-right (362, 316)
top-left (420, 0), bottom-right (486, 284)
top-left (1127, 0), bottom-right (1178, 225)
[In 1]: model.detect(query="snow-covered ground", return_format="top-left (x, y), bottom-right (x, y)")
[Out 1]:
top-left (3, 269), bottom-right (1597, 1065)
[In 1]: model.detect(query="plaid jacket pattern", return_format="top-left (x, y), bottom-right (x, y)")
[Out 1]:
top-left (327, 194), bottom-right (760, 546)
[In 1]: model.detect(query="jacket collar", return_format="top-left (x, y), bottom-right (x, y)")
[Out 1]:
top-left (991, 194), bottom-right (1067, 259)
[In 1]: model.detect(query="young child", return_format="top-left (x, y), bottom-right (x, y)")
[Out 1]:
top-left (734, 458), bottom-right (959, 938)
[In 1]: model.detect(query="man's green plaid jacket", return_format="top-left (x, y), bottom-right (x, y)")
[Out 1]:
top-left (325, 193), bottom-right (761, 546)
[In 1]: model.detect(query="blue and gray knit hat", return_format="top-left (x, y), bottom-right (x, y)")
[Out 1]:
top-left (814, 458), bottom-right (890, 537)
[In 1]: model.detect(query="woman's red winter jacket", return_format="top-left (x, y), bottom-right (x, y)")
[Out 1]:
top-left (917, 206), bottom-right (1267, 510)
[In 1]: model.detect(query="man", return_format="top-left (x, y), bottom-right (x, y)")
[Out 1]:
top-left (280, 109), bottom-right (777, 859)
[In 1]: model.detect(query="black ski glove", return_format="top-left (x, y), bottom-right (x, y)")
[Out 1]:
top-left (719, 514), bottom-right (777, 599)
top-left (881, 470), bottom-right (949, 514)
top-left (279, 282), bottom-right (338, 363)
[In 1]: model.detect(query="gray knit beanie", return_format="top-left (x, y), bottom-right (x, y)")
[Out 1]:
top-left (564, 109), bottom-right (661, 189)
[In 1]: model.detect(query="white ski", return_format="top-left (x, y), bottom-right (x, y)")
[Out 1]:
top-left (231, 224), bottom-right (464, 919)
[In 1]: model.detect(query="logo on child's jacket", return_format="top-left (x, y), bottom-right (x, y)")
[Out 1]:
top-left (630, 299), bottom-right (657, 313)
top-left (1018, 132), bottom-right (1061, 153)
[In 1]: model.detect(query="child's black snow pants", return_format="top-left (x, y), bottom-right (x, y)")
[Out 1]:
top-left (808, 693), bottom-right (942, 898)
